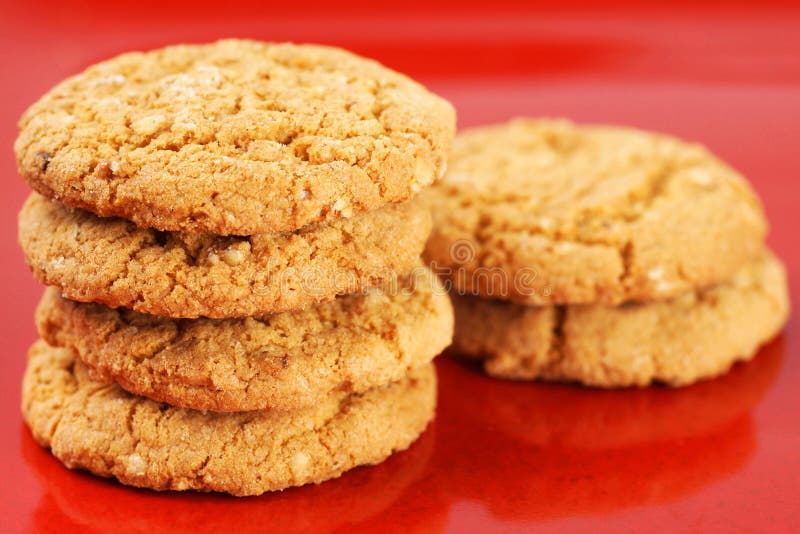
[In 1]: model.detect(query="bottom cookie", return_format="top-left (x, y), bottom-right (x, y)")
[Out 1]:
top-left (22, 340), bottom-right (436, 496)
top-left (450, 251), bottom-right (789, 387)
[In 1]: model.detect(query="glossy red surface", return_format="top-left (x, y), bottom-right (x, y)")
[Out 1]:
top-left (1, 1), bottom-right (798, 532)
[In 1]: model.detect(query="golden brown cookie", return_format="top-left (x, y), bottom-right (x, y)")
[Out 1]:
top-left (450, 251), bottom-right (788, 387)
top-left (19, 193), bottom-right (430, 318)
top-left (22, 340), bottom-right (437, 496)
top-left (423, 119), bottom-right (767, 305)
top-left (15, 39), bottom-right (455, 235)
top-left (36, 267), bottom-right (453, 411)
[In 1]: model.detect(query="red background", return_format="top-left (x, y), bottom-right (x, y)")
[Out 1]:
top-left (1, 1), bottom-right (798, 532)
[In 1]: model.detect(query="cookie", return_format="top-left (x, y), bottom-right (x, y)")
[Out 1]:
top-left (22, 340), bottom-right (436, 496)
top-left (450, 250), bottom-right (788, 386)
top-left (19, 193), bottom-right (430, 318)
top-left (423, 119), bottom-right (767, 305)
top-left (15, 39), bottom-right (455, 236)
top-left (35, 267), bottom-right (453, 411)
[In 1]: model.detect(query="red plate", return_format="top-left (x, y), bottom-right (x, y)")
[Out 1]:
top-left (1, 1), bottom-right (798, 532)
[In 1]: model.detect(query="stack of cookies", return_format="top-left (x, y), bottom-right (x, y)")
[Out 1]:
top-left (424, 119), bottom-right (788, 387)
top-left (15, 40), bottom-right (455, 495)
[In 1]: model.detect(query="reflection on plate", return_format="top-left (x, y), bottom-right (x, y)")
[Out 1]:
top-left (20, 338), bottom-right (784, 530)
top-left (449, 336), bottom-right (783, 449)
top-left (431, 338), bottom-right (783, 520)
top-left (22, 420), bottom-right (438, 534)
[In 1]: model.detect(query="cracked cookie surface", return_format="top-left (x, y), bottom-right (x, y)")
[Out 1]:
top-left (450, 250), bottom-right (788, 386)
top-left (22, 341), bottom-right (436, 496)
top-left (36, 267), bottom-right (453, 412)
top-left (19, 193), bottom-right (430, 318)
top-left (423, 119), bottom-right (767, 305)
top-left (15, 39), bottom-right (455, 235)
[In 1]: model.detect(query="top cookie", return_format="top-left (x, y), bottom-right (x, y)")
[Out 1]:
top-left (423, 119), bottom-right (767, 305)
top-left (15, 39), bottom-right (455, 235)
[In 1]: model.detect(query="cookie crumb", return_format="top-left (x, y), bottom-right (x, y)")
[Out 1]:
top-left (221, 247), bottom-right (245, 266)
top-left (332, 199), bottom-right (353, 217)
top-left (290, 451), bottom-right (311, 476)
top-left (688, 168), bottom-right (714, 186)
top-left (89, 74), bottom-right (126, 87)
top-left (49, 256), bottom-right (65, 270)
top-left (131, 114), bottom-right (167, 136)
top-left (124, 453), bottom-right (147, 476)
